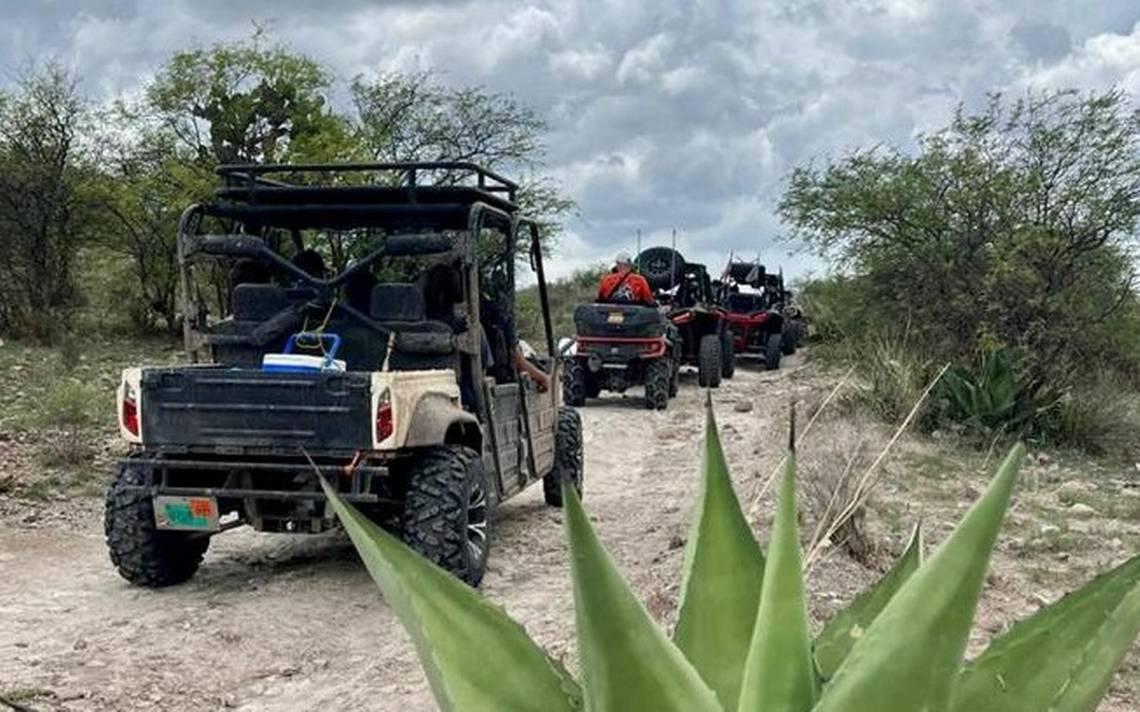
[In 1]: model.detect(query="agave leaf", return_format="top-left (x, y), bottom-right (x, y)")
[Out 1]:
top-left (320, 480), bottom-right (582, 712)
top-left (563, 483), bottom-right (722, 712)
top-left (813, 524), bottom-right (924, 680)
top-left (737, 451), bottom-right (817, 712)
top-left (950, 553), bottom-right (1140, 712)
top-left (674, 404), bottom-right (766, 710)
top-left (814, 444), bottom-right (1025, 712)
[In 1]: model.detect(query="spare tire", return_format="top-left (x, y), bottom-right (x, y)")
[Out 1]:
top-left (728, 262), bottom-right (766, 285)
top-left (636, 247), bottom-right (686, 291)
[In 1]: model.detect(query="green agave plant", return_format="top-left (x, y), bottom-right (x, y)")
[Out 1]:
top-left (320, 404), bottom-right (1140, 712)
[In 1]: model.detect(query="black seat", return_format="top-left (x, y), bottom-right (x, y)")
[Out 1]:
top-left (208, 284), bottom-right (295, 366)
top-left (232, 284), bottom-right (288, 321)
top-left (371, 283), bottom-right (426, 322)
top-left (367, 283), bottom-right (459, 373)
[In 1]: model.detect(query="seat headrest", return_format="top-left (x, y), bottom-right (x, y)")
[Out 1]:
top-left (370, 283), bottom-right (426, 321)
top-left (232, 284), bottom-right (287, 321)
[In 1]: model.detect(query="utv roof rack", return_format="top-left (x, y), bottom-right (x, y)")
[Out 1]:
top-left (205, 162), bottom-right (520, 231)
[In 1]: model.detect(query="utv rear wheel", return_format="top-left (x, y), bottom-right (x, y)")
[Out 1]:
top-left (562, 359), bottom-right (588, 406)
top-left (544, 407), bottom-right (584, 507)
top-left (781, 326), bottom-right (797, 355)
top-left (644, 358), bottom-right (671, 410)
top-left (401, 445), bottom-right (490, 586)
top-left (765, 333), bottom-right (782, 370)
top-left (698, 334), bottom-right (722, 388)
top-left (104, 463), bottom-right (210, 587)
top-left (720, 328), bottom-right (736, 379)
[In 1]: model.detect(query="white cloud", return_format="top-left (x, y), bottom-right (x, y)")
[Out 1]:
top-left (2, 0), bottom-right (1140, 280)
top-left (1017, 21), bottom-right (1140, 94)
top-left (615, 32), bottom-right (672, 85)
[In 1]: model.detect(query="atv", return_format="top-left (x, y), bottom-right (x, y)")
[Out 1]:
top-left (718, 260), bottom-right (804, 370)
top-left (636, 247), bottom-right (734, 388)
top-left (104, 162), bottom-right (582, 588)
top-left (561, 302), bottom-right (679, 410)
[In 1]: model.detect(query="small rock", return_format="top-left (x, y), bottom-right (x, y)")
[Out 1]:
top-left (733, 401), bottom-right (753, 413)
top-left (1039, 524), bottom-right (1061, 537)
top-left (1069, 503), bottom-right (1098, 518)
top-left (668, 534), bottom-right (686, 550)
top-left (1056, 551), bottom-right (1071, 562)
top-left (1109, 538), bottom-right (1124, 549)
top-left (73, 639), bottom-right (88, 651)
top-left (1032, 592), bottom-right (1051, 608)
top-left (1035, 453), bottom-right (1051, 467)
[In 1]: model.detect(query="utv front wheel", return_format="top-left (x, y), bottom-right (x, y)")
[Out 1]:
top-left (402, 446), bottom-right (490, 586)
top-left (644, 358), bottom-right (671, 410)
top-left (698, 334), bottom-right (722, 388)
top-left (104, 463), bottom-right (210, 587)
top-left (562, 359), bottom-right (588, 406)
top-left (720, 328), bottom-right (736, 379)
top-left (544, 407), bottom-right (584, 507)
top-left (765, 333), bottom-right (783, 370)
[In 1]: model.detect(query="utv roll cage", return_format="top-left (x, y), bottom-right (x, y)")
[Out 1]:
top-left (721, 260), bottom-right (787, 301)
top-left (176, 162), bottom-right (557, 419)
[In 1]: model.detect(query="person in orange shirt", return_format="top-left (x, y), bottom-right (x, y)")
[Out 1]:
top-left (597, 252), bottom-right (655, 306)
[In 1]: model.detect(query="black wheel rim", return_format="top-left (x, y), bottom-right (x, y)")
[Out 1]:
top-left (467, 479), bottom-right (488, 563)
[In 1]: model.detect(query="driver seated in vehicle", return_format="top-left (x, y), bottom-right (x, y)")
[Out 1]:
top-left (597, 251), bottom-right (654, 306)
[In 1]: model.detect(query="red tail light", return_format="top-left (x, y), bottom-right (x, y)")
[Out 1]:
top-left (375, 402), bottom-right (393, 443)
top-left (639, 339), bottom-right (667, 358)
top-left (122, 394), bottom-right (139, 437)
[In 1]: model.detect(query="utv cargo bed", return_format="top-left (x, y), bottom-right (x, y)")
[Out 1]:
top-left (140, 367), bottom-right (373, 452)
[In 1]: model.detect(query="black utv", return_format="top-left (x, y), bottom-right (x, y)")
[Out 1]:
top-left (104, 162), bottom-right (582, 588)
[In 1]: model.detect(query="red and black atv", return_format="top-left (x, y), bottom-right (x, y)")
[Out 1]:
top-left (718, 261), bottom-right (804, 370)
top-left (636, 247), bottom-right (735, 388)
top-left (561, 302), bottom-right (679, 410)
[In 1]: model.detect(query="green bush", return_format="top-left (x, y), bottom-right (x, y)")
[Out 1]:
top-left (938, 350), bottom-right (1054, 434)
top-left (323, 405), bottom-right (1140, 712)
top-left (783, 91), bottom-right (1140, 452)
top-left (27, 379), bottom-right (106, 429)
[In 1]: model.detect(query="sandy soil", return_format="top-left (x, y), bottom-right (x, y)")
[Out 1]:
top-left (1, 354), bottom-right (1137, 711)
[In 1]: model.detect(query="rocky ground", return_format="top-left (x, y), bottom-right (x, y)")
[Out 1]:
top-left (0, 350), bottom-right (1137, 711)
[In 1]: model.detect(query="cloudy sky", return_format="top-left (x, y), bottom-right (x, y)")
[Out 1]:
top-left (2, 0), bottom-right (1139, 280)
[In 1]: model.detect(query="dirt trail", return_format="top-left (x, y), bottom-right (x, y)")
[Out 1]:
top-left (3, 354), bottom-right (1136, 711)
top-left (0, 359), bottom-right (811, 711)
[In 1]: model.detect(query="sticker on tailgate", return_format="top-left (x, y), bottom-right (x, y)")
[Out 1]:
top-left (154, 496), bottom-right (219, 531)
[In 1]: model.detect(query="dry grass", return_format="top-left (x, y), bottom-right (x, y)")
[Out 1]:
top-left (800, 426), bottom-right (876, 565)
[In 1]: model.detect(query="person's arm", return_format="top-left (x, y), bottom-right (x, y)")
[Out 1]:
top-left (514, 348), bottom-right (551, 392)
